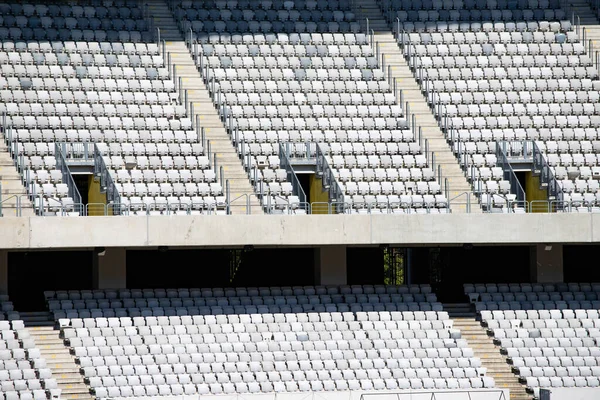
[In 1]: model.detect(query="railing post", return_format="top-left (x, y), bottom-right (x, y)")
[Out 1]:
top-left (220, 166), bottom-right (224, 186)
top-left (207, 140), bottom-right (211, 165)
top-left (184, 90), bottom-right (189, 114)
top-left (213, 153), bottom-right (217, 177)
top-left (226, 180), bottom-right (230, 214)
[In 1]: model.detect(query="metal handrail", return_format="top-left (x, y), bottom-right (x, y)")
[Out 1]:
top-left (228, 194), bottom-right (249, 215)
top-left (532, 140), bottom-right (562, 202)
top-left (316, 143), bottom-right (346, 213)
top-left (55, 143), bottom-right (83, 214)
top-left (360, 389), bottom-right (508, 400)
top-left (93, 143), bottom-right (121, 214)
top-left (449, 191), bottom-right (472, 213)
top-left (0, 193), bottom-right (21, 217)
top-left (62, 142), bottom-right (94, 162)
top-left (279, 143), bottom-right (307, 205)
top-left (496, 142), bottom-right (526, 203)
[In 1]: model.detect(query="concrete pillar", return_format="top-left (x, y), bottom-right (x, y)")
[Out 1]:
top-left (530, 244), bottom-right (563, 283)
top-left (314, 246), bottom-right (347, 285)
top-left (93, 248), bottom-right (127, 289)
top-left (0, 251), bottom-right (7, 294)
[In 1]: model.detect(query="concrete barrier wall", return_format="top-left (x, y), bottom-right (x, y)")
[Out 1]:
top-left (0, 213), bottom-right (599, 249)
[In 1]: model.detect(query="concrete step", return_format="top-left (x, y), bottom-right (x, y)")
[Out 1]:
top-left (347, 8), bottom-right (480, 212)
top-left (145, 0), bottom-right (264, 215)
top-left (26, 327), bottom-right (92, 400)
top-left (450, 315), bottom-right (534, 400)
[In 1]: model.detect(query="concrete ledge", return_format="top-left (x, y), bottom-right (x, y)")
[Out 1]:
top-left (0, 213), bottom-right (597, 250)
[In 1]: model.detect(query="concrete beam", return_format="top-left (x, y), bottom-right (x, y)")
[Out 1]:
top-left (314, 246), bottom-right (347, 286)
top-left (0, 213), bottom-right (598, 250)
top-left (0, 251), bottom-right (6, 294)
top-left (93, 248), bottom-right (127, 289)
top-left (530, 244), bottom-right (564, 283)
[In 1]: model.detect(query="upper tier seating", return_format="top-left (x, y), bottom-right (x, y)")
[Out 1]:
top-left (380, 0), bottom-right (600, 212)
top-left (53, 285), bottom-right (494, 398)
top-left (0, 315), bottom-right (60, 400)
top-left (465, 283), bottom-right (600, 398)
top-left (1, 1), bottom-right (223, 216)
top-left (173, 0), bottom-right (449, 213)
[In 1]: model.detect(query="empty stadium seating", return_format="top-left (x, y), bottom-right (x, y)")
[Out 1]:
top-left (0, 303), bottom-right (60, 400)
top-left (380, 0), bottom-right (600, 211)
top-left (0, 1), bottom-right (225, 215)
top-left (172, 0), bottom-right (449, 213)
top-left (466, 283), bottom-right (600, 398)
top-left (49, 285), bottom-right (495, 397)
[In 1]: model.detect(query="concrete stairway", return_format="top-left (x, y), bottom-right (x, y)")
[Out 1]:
top-left (451, 314), bottom-right (532, 400)
top-left (567, 0), bottom-right (600, 55)
top-left (147, 0), bottom-right (263, 214)
top-left (0, 140), bottom-right (34, 217)
top-left (26, 325), bottom-right (92, 400)
top-left (351, 0), bottom-right (480, 213)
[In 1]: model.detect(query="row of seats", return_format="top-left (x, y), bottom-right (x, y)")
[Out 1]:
top-left (0, 17), bottom-right (149, 30)
top-left (12, 130), bottom-right (199, 144)
top-left (474, 301), bottom-right (600, 311)
top-left (0, 2), bottom-right (144, 17)
top-left (45, 285), bottom-right (434, 299)
top-left (53, 303), bottom-right (446, 320)
top-left (88, 376), bottom-right (495, 397)
top-left (404, 30), bottom-right (577, 44)
top-left (1, 54), bottom-right (166, 69)
top-left (49, 294), bottom-right (438, 310)
top-left (0, 27), bottom-right (153, 43)
top-left (179, 0), bottom-right (352, 11)
top-left (472, 292), bottom-right (600, 302)
top-left (0, 41), bottom-right (160, 55)
top-left (466, 283), bottom-right (600, 293)
top-left (388, 0), bottom-right (561, 11)
top-left (57, 311), bottom-right (447, 329)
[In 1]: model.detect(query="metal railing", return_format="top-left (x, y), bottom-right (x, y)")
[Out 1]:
top-left (93, 143), bottom-right (121, 214)
top-left (361, 389), bottom-right (508, 400)
top-left (285, 142), bottom-right (316, 162)
top-left (278, 144), bottom-right (308, 205)
top-left (54, 143), bottom-right (83, 213)
top-left (316, 143), bottom-right (346, 213)
top-left (532, 140), bottom-right (562, 203)
top-left (496, 142), bottom-right (526, 203)
top-left (61, 142), bottom-right (95, 163)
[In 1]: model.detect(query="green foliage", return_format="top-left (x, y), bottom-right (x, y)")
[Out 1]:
top-left (383, 248), bottom-right (404, 285)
